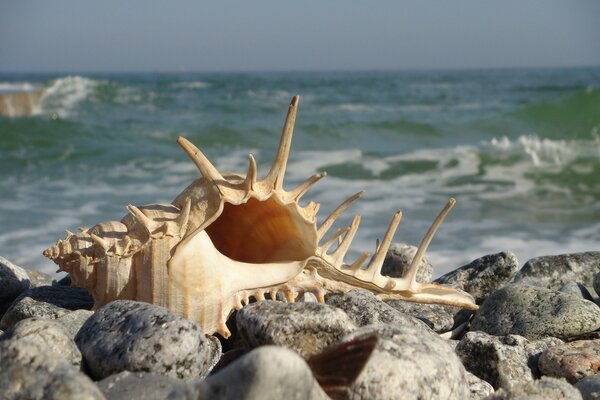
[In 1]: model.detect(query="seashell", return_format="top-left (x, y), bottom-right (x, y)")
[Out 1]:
top-left (43, 96), bottom-right (477, 338)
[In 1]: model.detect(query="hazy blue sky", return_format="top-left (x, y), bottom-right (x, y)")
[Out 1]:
top-left (1, 0), bottom-right (599, 72)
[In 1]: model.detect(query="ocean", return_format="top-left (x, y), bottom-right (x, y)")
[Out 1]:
top-left (1, 68), bottom-right (599, 277)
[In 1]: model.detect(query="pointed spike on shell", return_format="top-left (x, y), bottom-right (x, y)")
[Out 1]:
top-left (90, 233), bottom-right (111, 252)
top-left (320, 227), bottom-right (349, 254)
top-left (349, 251), bottom-right (371, 272)
top-left (363, 210), bottom-right (403, 280)
top-left (77, 227), bottom-right (89, 233)
top-left (65, 229), bottom-right (75, 237)
top-left (288, 172), bottom-right (327, 201)
top-left (127, 204), bottom-right (160, 233)
top-left (406, 198), bottom-right (456, 290)
top-left (317, 191), bottom-right (365, 241)
top-left (265, 96), bottom-right (299, 190)
top-left (174, 198), bottom-right (192, 232)
top-left (177, 136), bottom-right (225, 183)
top-left (331, 215), bottom-right (362, 265)
top-left (302, 201), bottom-right (320, 219)
top-left (244, 154), bottom-right (258, 191)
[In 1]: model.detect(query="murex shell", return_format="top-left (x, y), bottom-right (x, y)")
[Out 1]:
top-left (44, 96), bottom-right (477, 338)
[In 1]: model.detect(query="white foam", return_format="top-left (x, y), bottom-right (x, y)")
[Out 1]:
top-left (40, 76), bottom-right (98, 117)
top-left (172, 81), bottom-right (210, 90)
top-left (0, 82), bottom-right (38, 93)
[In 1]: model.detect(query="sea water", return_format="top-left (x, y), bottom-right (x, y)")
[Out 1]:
top-left (1, 68), bottom-right (599, 276)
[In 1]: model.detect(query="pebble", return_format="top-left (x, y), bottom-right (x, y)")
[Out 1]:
top-left (465, 370), bottom-right (495, 399)
top-left (434, 251), bottom-right (519, 304)
top-left (340, 324), bottom-right (470, 400)
top-left (0, 317), bottom-right (82, 367)
top-left (0, 256), bottom-right (30, 306)
top-left (538, 339), bottom-right (600, 384)
top-left (455, 331), bottom-right (563, 389)
top-left (167, 346), bottom-right (329, 400)
top-left (594, 272), bottom-right (600, 297)
top-left (486, 376), bottom-right (583, 400)
top-left (236, 300), bottom-right (356, 358)
top-left (470, 284), bottom-right (600, 340)
top-left (559, 282), bottom-right (595, 301)
top-left (575, 375), bottom-right (600, 400)
top-left (0, 336), bottom-right (105, 400)
top-left (98, 371), bottom-right (181, 400)
top-left (0, 295), bottom-right (70, 330)
top-left (384, 300), bottom-right (459, 332)
top-left (381, 243), bottom-right (433, 282)
top-left (325, 289), bottom-right (430, 330)
top-left (55, 309), bottom-right (94, 338)
top-left (75, 300), bottom-right (221, 380)
top-left (513, 252), bottom-right (600, 293)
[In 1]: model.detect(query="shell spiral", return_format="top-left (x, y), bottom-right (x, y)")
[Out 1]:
top-left (44, 96), bottom-right (477, 338)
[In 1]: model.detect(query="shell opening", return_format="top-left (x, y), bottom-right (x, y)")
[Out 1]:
top-left (205, 196), bottom-right (317, 264)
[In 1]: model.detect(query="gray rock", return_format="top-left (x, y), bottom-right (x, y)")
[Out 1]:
top-left (594, 272), bottom-right (600, 298)
top-left (236, 300), bottom-right (356, 358)
top-left (326, 289), bottom-right (429, 330)
top-left (75, 300), bottom-right (221, 380)
top-left (486, 376), bottom-right (583, 400)
top-left (341, 324), bottom-right (469, 400)
top-left (55, 309), bottom-right (94, 338)
top-left (26, 269), bottom-right (56, 287)
top-left (0, 256), bottom-right (30, 306)
top-left (514, 252), bottom-right (600, 294)
top-left (384, 300), bottom-right (459, 332)
top-left (470, 284), bottom-right (600, 340)
top-left (560, 282), bottom-right (595, 301)
top-left (0, 295), bottom-right (71, 330)
top-left (575, 375), bottom-right (600, 400)
top-left (98, 371), bottom-right (181, 400)
top-left (538, 340), bottom-right (600, 384)
top-left (0, 336), bottom-right (105, 400)
top-left (456, 331), bottom-right (563, 390)
top-left (0, 317), bottom-right (82, 367)
top-left (167, 346), bottom-right (329, 400)
top-left (435, 251), bottom-right (519, 304)
top-left (382, 243), bottom-right (433, 282)
top-left (466, 370), bottom-right (495, 399)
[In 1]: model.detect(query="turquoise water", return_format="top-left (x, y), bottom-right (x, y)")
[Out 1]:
top-left (1, 68), bottom-right (600, 276)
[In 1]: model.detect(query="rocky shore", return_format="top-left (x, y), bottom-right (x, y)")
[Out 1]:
top-left (1, 249), bottom-right (600, 399)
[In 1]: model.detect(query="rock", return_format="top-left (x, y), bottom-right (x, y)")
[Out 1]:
top-left (236, 300), bottom-right (356, 358)
top-left (435, 251), bottom-right (519, 304)
top-left (55, 309), bottom-right (94, 338)
top-left (560, 282), bottom-right (595, 301)
top-left (167, 346), bottom-right (329, 400)
top-left (340, 324), bottom-right (469, 399)
top-left (514, 252), bottom-right (600, 293)
top-left (384, 300), bottom-right (459, 333)
top-left (26, 269), bottom-right (56, 287)
top-left (0, 317), bottom-right (82, 367)
top-left (487, 376), bottom-right (583, 400)
top-left (98, 371), bottom-right (181, 400)
top-left (382, 243), bottom-right (433, 282)
top-left (575, 375), bottom-right (600, 400)
top-left (0, 285), bottom-right (93, 329)
top-left (538, 340), bottom-right (600, 384)
top-left (0, 336), bottom-right (105, 399)
top-left (56, 275), bottom-right (72, 286)
top-left (465, 370), bottom-right (495, 399)
top-left (326, 289), bottom-right (429, 330)
top-left (594, 273), bottom-right (600, 297)
top-left (0, 256), bottom-right (30, 306)
top-left (75, 300), bottom-right (221, 380)
top-left (470, 284), bottom-right (600, 340)
top-left (456, 331), bottom-right (563, 390)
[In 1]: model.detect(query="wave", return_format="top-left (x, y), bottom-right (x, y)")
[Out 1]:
top-left (171, 81), bottom-right (210, 90)
top-left (39, 76), bottom-right (99, 117)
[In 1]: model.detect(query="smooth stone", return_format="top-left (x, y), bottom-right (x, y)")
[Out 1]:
top-left (167, 346), bottom-right (329, 400)
top-left (466, 370), bottom-right (495, 399)
top-left (456, 331), bottom-right (563, 390)
top-left (340, 324), bottom-right (469, 400)
top-left (0, 336), bottom-right (105, 400)
top-left (56, 275), bottom-right (72, 286)
top-left (0, 295), bottom-right (71, 330)
top-left (382, 243), bottom-right (433, 282)
top-left (435, 251), bottom-right (519, 304)
top-left (75, 300), bottom-right (221, 380)
top-left (470, 284), bottom-right (600, 340)
top-left (513, 252), bottom-right (600, 293)
top-left (559, 282), bottom-right (595, 301)
top-left (326, 289), bottom-right (430, 330)
top-left (594, 272), bottom-right (600, 297)
top-left (25, 269), bottom-right (56, 287)
top-left (98, 371), bottom-right (181, 400)
top-left (575, 375), bottom-right (600, 400)
top-left (236, 300), bottom-right (356, 358)
top-left (539, 339), bottom-right (600, 384)
top-left (384, 300), bottom-right (459, 333)
top-left (0, 317), bottom-right (82, 367)
top-left (55, 309), bottom-right (94, 338)
top-left (0, 256), bottom-right (30, 305)
top-left (486, 376), bottom-right (583, 400)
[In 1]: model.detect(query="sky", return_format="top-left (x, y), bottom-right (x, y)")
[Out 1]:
top-left (1, 0), bottom-right (599, 72)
